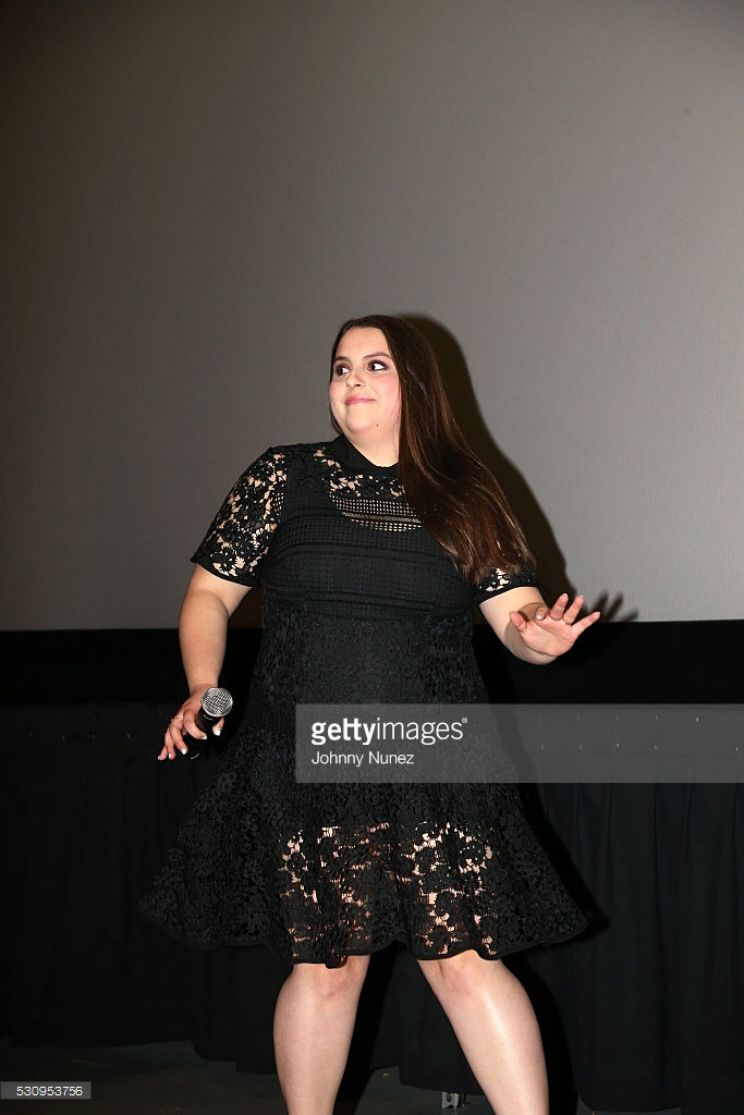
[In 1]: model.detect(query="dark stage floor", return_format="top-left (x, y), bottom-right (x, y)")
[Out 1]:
top-left (0, 1039), bottom-right (682, 1115)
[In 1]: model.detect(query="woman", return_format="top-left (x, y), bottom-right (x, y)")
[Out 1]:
top-left (138, 314), bottom-right (600, 1115)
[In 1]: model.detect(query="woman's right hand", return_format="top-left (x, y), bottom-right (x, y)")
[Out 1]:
top-left (158, 688), bottom-right (224, 760)
top-left (158, 566), bottom-right (248, 760)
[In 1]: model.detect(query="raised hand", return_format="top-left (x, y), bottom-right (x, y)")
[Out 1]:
top-left (508, 592), bottom-right (600, 658)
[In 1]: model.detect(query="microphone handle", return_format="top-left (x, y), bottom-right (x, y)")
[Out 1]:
top-left (193, 705), bottom-right (221, 734)
top-left (182, 692), bottom-right (231, 758)
top-left (182, 712), bottom-right (215, 758)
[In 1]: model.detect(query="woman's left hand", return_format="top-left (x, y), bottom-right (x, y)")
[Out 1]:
top-left (509, 593), bottom-right (600, 657)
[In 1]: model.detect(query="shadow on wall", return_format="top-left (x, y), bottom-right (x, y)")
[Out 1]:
top-left (405, 315), bottom-right (633, 624)
top-left (230, 315), bottom-right (631, 630)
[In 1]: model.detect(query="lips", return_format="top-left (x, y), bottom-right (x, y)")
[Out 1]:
top-left (346, 397), bottom-right (374, 405)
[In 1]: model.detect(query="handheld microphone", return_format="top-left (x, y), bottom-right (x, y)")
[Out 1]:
top-left (183, 687), bottom-right (234, 759)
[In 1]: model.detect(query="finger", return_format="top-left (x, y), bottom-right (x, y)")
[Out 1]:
top-left (168, 722), bottom-right (185, 746)
top-left (561, 594), bottom-right (585, 624)
top-left (212, 717), bottom-right (225, 736)
top-left (159, 735), bottom-right (178, 760)
top-left (571, 610), bottom-right (601, 635)
top-left (161, 729), bottom-right (176, 760)
top-left (183, 712), bottom-right (207, 741)
top-left (546, 592), bottom-right (569, 621)
top-left (509, 610), bottom-right (527, 629)
top-left (167, 719), bottom-right (190, 757)
top-left (563, 611), bottom-right (600, 639)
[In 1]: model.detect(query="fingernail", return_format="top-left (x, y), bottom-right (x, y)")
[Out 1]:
top-left (213, 727), bottom-right (221, 736)
top-left (536, 611), bottom-right (545, 620)
top-left (180, 747), bottom-right (187, 754)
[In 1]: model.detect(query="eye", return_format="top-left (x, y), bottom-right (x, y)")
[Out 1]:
top-left (331, 359), bottom-right (390, 376)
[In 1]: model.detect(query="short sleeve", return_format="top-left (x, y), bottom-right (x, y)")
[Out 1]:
top-left (191, 447), bottom-right (287, 586)
top-left (471, 562), bottom-right (540, 606)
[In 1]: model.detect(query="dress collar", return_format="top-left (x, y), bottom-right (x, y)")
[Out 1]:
top-left (330, 433), bottom-right (399, 476)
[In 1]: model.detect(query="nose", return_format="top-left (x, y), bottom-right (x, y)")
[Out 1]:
top-left (347, 366), bottom-right (368, 390)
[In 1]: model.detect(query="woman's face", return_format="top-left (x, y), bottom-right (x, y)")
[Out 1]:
top-left (329, 327), bottom-right (401, 444)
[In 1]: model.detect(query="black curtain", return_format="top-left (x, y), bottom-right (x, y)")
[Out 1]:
top-left (2, 623), bottom-right (744, 1113)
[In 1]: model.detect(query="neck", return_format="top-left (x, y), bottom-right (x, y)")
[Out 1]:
top-left (343, 430), bottom-right (399, 467)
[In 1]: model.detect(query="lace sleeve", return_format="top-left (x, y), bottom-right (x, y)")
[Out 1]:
top-left (471, 562), bottom-right (539, 606)
top-left (190, 447), bottom-right (287, 586)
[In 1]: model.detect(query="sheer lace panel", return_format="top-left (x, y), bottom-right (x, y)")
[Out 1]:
top-left (329, 493), bottom-right (422, 532)
top-left (313, 446), bottom-right (422, 532)
top-left (274, 810), bottom-right (584, 967)
top-left (278, 819), bottom-right (501, 957)
top-left (191, 447), bottom-right (287, 584)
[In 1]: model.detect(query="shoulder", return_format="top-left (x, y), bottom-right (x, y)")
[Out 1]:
top-left (237, 439), bottom-right (318, 470)
top-left (233, 439), bottom-right (334, 487)
top-left (253, 438), bottom-right (336, 472)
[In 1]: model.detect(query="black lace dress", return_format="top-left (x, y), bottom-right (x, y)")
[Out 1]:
top-left (137, 433), bottom-right (587, 968)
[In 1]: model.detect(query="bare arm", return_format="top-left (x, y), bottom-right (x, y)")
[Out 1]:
top-left (479, 587), bottom-right (600, 664)
top-left (479, 588), bottom-right (557, 664)
top-left (158, 565), bottom-right (252, 759)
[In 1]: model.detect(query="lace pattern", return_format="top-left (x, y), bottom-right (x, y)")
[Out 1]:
top-left (138, 436), bottom-right (587, 967)
top-left (138, 691), bottom-right (587, 968)
top-left (276, 813), bottom-right (584, 967)
top-left (191, 438), bottom-right (537, 600)
top-left (471, 562), bottom-right (539, 604)
top-left (191, 448), bottom-right (287, 584)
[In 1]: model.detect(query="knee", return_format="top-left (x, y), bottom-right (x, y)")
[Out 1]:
top-left (291, 954), bottom-right (370, 1000)
top-left (417, 950), bottom-right (504, 995)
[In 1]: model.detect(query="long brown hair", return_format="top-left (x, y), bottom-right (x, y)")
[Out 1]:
top-left (328, 314), bottom-right (535, 583)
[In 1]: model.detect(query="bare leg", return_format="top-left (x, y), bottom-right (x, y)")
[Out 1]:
top-left (417, 950), bottom-right (548, 1115)
top-left (273, 954), bottom-right (370, 1115)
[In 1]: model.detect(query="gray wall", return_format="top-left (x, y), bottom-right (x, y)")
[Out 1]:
top-left (3, 0), bottom-right (743, 628)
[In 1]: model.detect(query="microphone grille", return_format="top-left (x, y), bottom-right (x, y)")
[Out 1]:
top-left (202, 687), bottom-right (234, 718)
